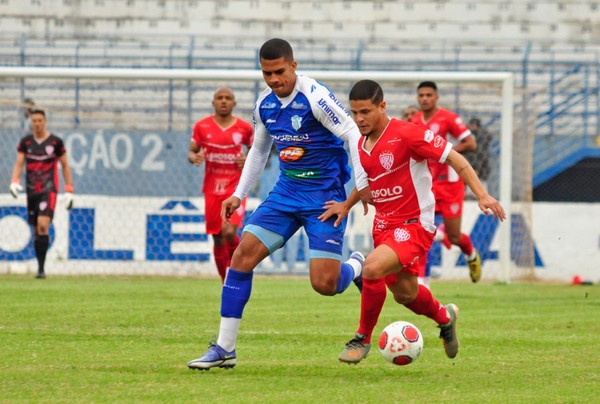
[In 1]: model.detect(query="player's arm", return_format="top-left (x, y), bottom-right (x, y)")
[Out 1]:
top-left (188, 140), bottom-right (205, 166)
top-left (445, 149), bottom-right (506, 221)
top-left (59, 153), bottom-right (74, 210)
top-left (9, 152), bottom-right (25, 198)
top-left (222, 122), bottom-right (272, 221)
top-left (451, 114), bottom-right (477, 154)
top-left (454, 133), bottom-right (477, 154)
top-left (308, 83), bottom-right (369, 193)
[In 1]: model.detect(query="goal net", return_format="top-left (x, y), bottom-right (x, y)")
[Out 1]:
top-left (0, 67), bottom-right (533, 282)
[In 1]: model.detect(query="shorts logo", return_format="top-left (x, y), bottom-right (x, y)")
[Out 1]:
top-left (379, 151), bottom-right (394, 171)
top-left (394, 228), bottom-right (410, 242)
top-left (45, 146), bottom-right (55, 156)
top-left (39, 201), bottom-right (47, 211)
top-left (424, 130), bottom-right (435, 143)
top-left (450, 203), bottom-right (460, 214)
top-left (291, 115), bottom-right (302, 130)
top-left (434, 136), bottom-right (444, 148)
top-left (280, 146), bottom-right (305, 162)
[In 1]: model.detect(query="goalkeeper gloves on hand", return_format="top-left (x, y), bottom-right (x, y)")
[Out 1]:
top-left (9, 180), bottom-right (22, 198)
top-left (64, 184), bottom-right (74, 210)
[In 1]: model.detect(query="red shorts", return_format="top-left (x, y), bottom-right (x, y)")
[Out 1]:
top-left (433, 181), bottom-right (465, 219)
top-left (373, 222), bottom-right (434, 277)
top-left (205, 194), bottom-right (246, 235)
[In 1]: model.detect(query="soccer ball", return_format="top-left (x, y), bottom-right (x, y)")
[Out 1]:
top-left (378, 321), bottom-right (423, 365)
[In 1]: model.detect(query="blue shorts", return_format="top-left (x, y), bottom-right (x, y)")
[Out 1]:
top-left (244, 186), bottom-right (347, 259)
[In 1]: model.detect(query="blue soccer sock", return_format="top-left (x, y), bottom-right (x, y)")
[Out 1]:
top-left (220, 268), bottom-right (254, 318)
top-left (336, 262), bottom-right (355, 294)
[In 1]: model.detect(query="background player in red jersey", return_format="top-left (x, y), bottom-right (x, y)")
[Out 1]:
top-left (9, 109), bottom-right (74, 279)
top-left (410, 81), bottom-right (483, 283)
top-left (188, 87), bottom-right (253, 282)
top-left (320, 80), bottom-right (505, 364)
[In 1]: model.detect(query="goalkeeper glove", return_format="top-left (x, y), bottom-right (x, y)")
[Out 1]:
top-left (9, 179), bottom-right (22, 198)
top-left (64, 184), bottom-right (74, 210)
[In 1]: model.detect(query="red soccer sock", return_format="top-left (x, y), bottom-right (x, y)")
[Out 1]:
top-left (226, 235), bottom-right (240, 266)
top-left (357, 278), bottom-right (387, 343)
top-left (404, 284), bottom-right (450, 325)
top-left (213, 244), bottom-right (229, 283)
top-left (457, 233), bottom-right (474, 257)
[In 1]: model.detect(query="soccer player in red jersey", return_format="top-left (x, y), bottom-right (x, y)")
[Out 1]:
top-left (188, 87), bottom-right (254, 282)
top-left (320, 80), bottom-right (505, 363)
top-left (410, 81), bottom-right (483, 283)
top-left (9, 109), bottom-right (74, 279)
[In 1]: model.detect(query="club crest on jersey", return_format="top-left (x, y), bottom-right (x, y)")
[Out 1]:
top-left (45, 145), bottom-right (55, 156)
top-left (379, 151), bottom-right (394, 171)
top-left (393, 228), bottom-right (411, 242)
top-left (39, 201), bottom-right (47, 211)
top-left (424, 129), bottom-right (435, 143)
top-left (232, 132), bottom-right (243, 145)
top-left (291, 115), bottom-right (302, 131)
top-left (430, 123), bottom-right (440, 134)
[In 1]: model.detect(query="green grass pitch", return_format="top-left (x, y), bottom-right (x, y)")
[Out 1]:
top-left (0, 275), bottom-right (598, 402)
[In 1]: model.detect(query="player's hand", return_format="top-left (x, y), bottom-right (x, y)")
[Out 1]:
top-left (319, 200), bottom-right (352, 228)
top-left (477, 194), bottom-right (506, 222)
top-left (64, 192), bottom-right (74, 210)
top-left (221, 196), bottom-right (241, 221)
top-left (191, 150), bottom-right (205, 166)
top-left (9, 180), bottom-right (22, 198)
top-left (235, 153), bottom-right (246, 169)
top-left (358, 186), bottom-right (373, 205)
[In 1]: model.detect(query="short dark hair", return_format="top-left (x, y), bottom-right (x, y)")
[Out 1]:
top-left (259, 38), bottom-right (294, 61)
top-left (469, 117), bottom-right (481, 127)
top-left (30, 109), bottom-right (46, 118)
top-left (417, 81), bottom-right (438, 91)
top-left (349, 80), bottom-right (384, 104)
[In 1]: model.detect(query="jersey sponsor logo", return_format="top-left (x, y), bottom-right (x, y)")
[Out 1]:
top-left (279, 146), bottom-right (305, 162)
top-left (205, 152), bottom-right (239, 164)
top-left (317, 99), bottom-right (341, 125)
top-left (434, 135), bottom-right (444, 148)
top-left (291, 101), bottom-right (308, 110)
top-left (282, 168), bottom-right (321, 180)
top-left (424, 129), bottom-right (435, 143)
top-left (261, 102), bottom-right (277, 109)
top-left (374, 217), bottom-right (389, 231)
top-left (393, 227), bottom-right (411, 242)
top-left (291, 115), bottom-right (303, 130)
top-left (387, 138), bottom-right (403, 144)
top-left (372, 185), bottom-right (403, 202)
top-left (328, 92), bottom-right (349, 115)
top-left (45, 145), bottom-right (55, 156)
top-left (379, 151), bottom-right (394, 171)
top-left (272, 133), bottom-right (310, 142)
top-left (266, 119), bottom-right (277, 123)
top-left (430, 123), bottom-right (440, 134)
top-left (326, 239), bottom-right (341, 245)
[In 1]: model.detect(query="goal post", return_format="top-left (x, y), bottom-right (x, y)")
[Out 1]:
top-left (0, 66), bottom-right (518, 282)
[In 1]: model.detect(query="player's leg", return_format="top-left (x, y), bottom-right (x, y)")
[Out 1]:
top-left (303, 213), bottom-right (363, 296)
top-left (188, 205), bottom-right (298, 370)
top-left (30, 193), bottom-right (55, 279)
top-left (224, 197), bottom-right (246, 265)
top-left (205, 195), bottom-right (229, 282)
top-left (339, 244), bottom-right (396, 364)
top-left (439, 184), bottom-right (481, 283)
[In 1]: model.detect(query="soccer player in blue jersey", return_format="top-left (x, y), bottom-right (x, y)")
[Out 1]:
top-left (187, 38), bottom-right (371, 370)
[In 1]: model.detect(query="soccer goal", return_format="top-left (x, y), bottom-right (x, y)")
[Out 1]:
top-left (0, 66), bottom-right (533, 282)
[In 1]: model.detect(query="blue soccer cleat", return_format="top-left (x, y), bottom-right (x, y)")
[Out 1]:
top-left (187, 343), bottom-right (237, 370)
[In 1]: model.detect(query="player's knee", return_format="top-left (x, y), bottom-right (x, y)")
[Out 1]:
top-left (393, 289), bottom-right (417, 305)
top-left (447, 232), bottom-right (462, 245)
top-left (311, 278), bottom-right (337, 296)
top-left (363, 260), bottom-right (387, 279)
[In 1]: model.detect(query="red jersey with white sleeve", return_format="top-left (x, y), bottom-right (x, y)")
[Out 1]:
top-left (410, 108), bottom-right (470, 184)
top-left (191, 116), bottom-right (253, 196)
top-left (359, 118), bottom-right (452, 234)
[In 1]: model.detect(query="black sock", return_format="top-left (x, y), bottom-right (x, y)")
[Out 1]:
top-left (34, 235), bottom-right (49, 274)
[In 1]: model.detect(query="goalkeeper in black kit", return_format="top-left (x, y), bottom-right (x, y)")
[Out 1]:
top-left (9, 109), bottom-right (74, 279)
